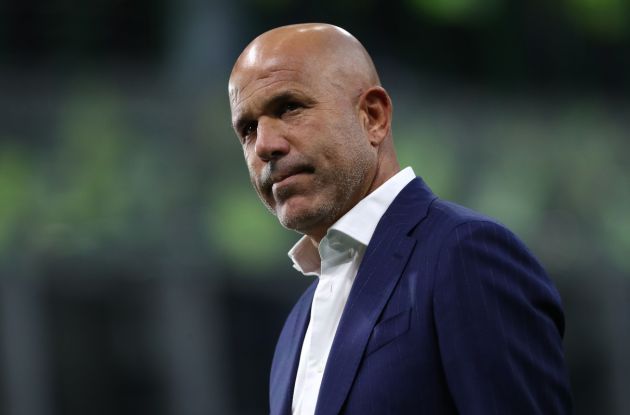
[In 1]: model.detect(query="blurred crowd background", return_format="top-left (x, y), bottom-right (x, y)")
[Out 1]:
top-left (1, 0), bottom-right (629, 414)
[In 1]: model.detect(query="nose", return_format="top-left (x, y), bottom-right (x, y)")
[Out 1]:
top-left (255, 116), bottom-right (290, 161)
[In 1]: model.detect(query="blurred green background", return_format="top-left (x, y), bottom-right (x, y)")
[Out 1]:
top-left (1, 0), bottom-right (629, 414)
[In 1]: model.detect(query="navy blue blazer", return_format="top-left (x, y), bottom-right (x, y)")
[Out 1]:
top-left (269, 177), bottom-right (572, 414)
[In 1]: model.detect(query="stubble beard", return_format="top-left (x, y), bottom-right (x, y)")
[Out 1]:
top-left (261, 147), bottom-right (373, 237)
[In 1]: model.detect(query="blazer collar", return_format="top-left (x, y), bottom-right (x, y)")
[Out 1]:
top-left (314, 177), bottom-right (437, 415)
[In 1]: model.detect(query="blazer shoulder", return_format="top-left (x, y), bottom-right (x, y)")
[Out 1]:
top-left (411, 197), bottom-right (507, 240)
top-left (429, 198), bottom-right (503, 228)
top-left (416, 198), bottom-right (546, 265)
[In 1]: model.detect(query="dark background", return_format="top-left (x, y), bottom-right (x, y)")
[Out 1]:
top-left (1, 0), bottom-right (629, 414)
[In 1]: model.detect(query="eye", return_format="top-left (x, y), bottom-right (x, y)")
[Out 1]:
top-left (240, 121), bottom-right (257, 143)
top-left (280, 102), bottom-right (301, 115)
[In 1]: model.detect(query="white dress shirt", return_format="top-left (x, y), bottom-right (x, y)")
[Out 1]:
top-left (288, 167), bottom-right (416, 415)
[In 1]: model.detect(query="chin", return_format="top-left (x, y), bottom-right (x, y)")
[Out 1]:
top-left (276, 203), bottom-right (313, 230)
top-left (276, 199), bottom-right (338, 236)
top-left (277, 210), bottom-right (316, 233)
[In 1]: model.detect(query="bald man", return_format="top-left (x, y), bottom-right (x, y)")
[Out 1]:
top-left (229, 24), bottom-right (572, 415)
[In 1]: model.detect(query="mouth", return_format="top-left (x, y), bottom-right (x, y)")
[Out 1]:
top-left (273, 169), bottom-right (304, 184)
top-left (272, 171), bottom-right (305, 190)
top-left (261, 163), bottom-right (314, 195)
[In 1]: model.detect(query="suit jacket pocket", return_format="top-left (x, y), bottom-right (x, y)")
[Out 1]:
top-left (365, 308), bottom-right (411, 356)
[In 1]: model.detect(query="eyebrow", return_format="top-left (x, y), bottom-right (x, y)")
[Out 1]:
top-left (233, 90), bottom-right (313, 133)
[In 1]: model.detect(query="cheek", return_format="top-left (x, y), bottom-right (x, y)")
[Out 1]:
top-left (244, 148), bottom-right (259, 172)
top-left (285, 115), bottom-right (316, 142)
top-left (245, 158), bottom-right (262, 188)
top-left (243, 142), bottom-right (256, 162)
top-left (321, 117), bottom-right (366, 158)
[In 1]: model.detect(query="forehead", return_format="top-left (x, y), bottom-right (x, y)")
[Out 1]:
top-left (229, 55), bottom-right (316, 111)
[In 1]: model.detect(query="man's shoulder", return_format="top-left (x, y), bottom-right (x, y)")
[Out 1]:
top-left (391, 178), bottom-right (515, 243)
top-left (425, 197), bottom-right (505, 232)
top-left (418, 197), bottom-right (544, 269)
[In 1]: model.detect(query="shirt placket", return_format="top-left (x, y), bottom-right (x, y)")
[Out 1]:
top-left (306, 243), bottom-right (347, 376)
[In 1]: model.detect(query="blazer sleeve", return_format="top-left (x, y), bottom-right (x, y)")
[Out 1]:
top-left (433, 220), bottom-right (572, 415)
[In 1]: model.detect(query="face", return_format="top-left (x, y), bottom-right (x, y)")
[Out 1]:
top-left (229, 50), bottom-right (376, 240)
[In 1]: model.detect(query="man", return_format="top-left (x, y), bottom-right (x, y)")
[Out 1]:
top-left (228, 23), bottom-right (572, 415)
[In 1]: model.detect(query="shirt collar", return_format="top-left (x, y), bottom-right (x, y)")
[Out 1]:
top-left (288, 167), bottom-right (416, 276)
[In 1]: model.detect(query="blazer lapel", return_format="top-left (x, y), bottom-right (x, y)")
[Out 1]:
top-left (314, 178), bottom-right (437, 415)
top-left (270, 282), bottom-right (317, 415)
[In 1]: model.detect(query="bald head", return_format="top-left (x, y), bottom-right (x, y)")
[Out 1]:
top-left (229, 23), bottom-right (380, 108)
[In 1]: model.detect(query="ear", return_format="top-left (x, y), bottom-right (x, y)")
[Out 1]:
top-left (358, 86), bottom-right (392, 146)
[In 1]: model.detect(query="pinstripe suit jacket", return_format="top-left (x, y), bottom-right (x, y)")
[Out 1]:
top-left (269, 177), bottom-right (572, 414)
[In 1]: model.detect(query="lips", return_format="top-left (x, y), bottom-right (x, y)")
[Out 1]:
top-left (260, 162), bottom-right (314, 194)
top-left (272, 168), bottom-right (304, 185)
